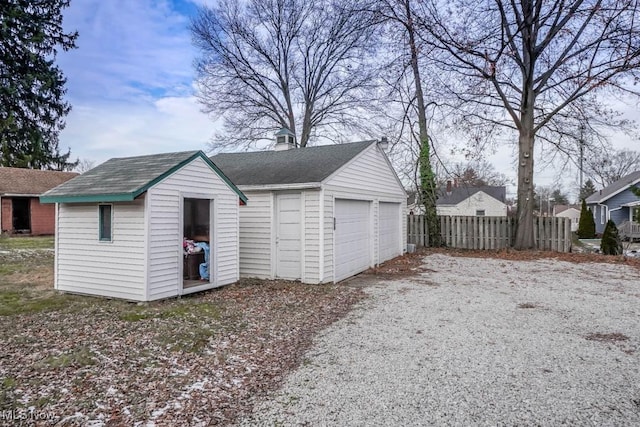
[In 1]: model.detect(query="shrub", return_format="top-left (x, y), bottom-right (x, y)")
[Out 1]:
top-left (577, 199), bottom-right (596, 239)
top-left (600, 219), bottom-right (623, 255)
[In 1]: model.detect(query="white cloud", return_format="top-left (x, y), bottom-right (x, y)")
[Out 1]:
top-left (61, 96), bottom-right (218, 164)
top-left (56, 0), bottom-right (220, 165)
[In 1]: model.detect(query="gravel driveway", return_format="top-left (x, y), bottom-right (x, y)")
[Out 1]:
top-left (238, 253), bottom-right (640, 426)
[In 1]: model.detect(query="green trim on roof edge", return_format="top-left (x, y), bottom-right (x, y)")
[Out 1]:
top-left (40, 151), bottom-right (248, 204)
top-left (40, 193), bottom-right (137, 204)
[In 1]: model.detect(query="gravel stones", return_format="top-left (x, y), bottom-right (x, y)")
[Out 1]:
top-left (239, 254), bottom-right (640, 426)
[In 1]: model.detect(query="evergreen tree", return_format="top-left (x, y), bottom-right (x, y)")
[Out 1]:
top-left (579, 179), bottom-right (597, 202)
top-left (600, 219), bottom-right (622, 255)
top-left (0, 0), bottom-right (78, 170)
top-left (550, 188), bottom-right (569, 205)
top-left (577, 199), bottom-right (596, 239)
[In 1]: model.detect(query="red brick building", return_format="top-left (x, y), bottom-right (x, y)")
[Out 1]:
top-left (0, 167), bottom-right (78, 236)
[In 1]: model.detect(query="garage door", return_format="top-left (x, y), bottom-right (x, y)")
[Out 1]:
top-left (335, 199), bottom-right (371, 282)
top-left (379, 202), bottom-right (401, 262)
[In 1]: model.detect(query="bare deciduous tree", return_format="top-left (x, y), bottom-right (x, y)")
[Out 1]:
top-left (372, 0), bottom-right (442, 245)
top-left (586, 148), bottom-right (640, 188)
top-left (75, 159), bottom-right (95, 174)
top-left (419, 0), bottom-right (640, 249)
top-left (447, 160), bottom-right (512, 187)
top-left (191, 0), bottom-right (377, 150)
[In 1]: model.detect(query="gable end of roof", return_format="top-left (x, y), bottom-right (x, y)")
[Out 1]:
top-left (585, 171), bottom-right (640, 204)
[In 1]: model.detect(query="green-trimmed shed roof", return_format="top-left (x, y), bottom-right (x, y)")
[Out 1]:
top-left (40, 151), bottom-right (247, 204)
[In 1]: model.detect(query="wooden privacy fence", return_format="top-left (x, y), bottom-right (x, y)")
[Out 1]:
top-left (407, 215), bottom-right (572, 252)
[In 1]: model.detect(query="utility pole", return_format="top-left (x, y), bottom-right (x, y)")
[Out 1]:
top-left (579, 125), bottom-right (584, 197)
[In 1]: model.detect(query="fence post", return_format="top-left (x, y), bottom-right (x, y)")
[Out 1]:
top-left (564, 217), bottom-right (572, 253)
top-left (424, 215), bottom-right (429, 247)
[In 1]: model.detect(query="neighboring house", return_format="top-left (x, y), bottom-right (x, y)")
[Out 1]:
top-left (586, 170), bottom-right (640, 234)
top-left (553, 204), bottom-right (580, 232)
top-left (40, 151), bottom-right (247, 302)
top-left (406, 191), bottom-right (421, 215)
top-left (211, 137), bottom-right (407, 284)
top-left (0, 167), bottom-right (78, 235)
top-left (436, 183), bottom-right (507, 216)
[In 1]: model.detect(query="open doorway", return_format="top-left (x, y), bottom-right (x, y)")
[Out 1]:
top-left (183, 198), bottom-right (212, 290)
top-left (12, 198), bottom-right (31, 234)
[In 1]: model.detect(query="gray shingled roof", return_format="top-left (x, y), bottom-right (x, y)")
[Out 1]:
top-left (210, 141), bottom-right (375, 186)
top-left (41, 151), bottom-right (246, 203)
top-left (585, 170), bottom-right (640, 203)
top-left (436, 185), bottom-right (506, 205)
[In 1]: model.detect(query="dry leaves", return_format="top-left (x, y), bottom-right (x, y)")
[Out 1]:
top-left (0, 278), bottom-right (365, 426)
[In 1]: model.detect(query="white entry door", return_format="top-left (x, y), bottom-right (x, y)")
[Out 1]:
top-left (334, 199), bottom-right (371, 282)
top-left (276, 193), bottom-right (301, 280)
top-left (379, 202), bottom-right (401, 263)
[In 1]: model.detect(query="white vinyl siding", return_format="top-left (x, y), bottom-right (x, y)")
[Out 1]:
top-left (323, 195), bottom-right (334, 282)
top-left (148, 157), bottom-right (240, 299)
top-left (437, 191), bottom-right (507, 217)
top-left (237, 191), bottom-right (273, 279)
top-left (236, 189), bottom-right (322, 284)
top-left (56, 200), bottom-right (146, 300)
top-left (232, 144), bottom-right (406, 284)
top-left (304, 190), bottom-right (321, 283)
top-left (146, 188), bottom-right (181, 300)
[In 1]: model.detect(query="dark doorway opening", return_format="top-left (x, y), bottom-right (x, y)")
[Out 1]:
top-left (183, 198), bottom-right (212, 288)
top-left (12, 198), bottom-right (31, 233)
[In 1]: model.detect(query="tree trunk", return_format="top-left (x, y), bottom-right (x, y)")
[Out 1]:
top-left (405, 0), bottom-right (441, 246)
top-left (299, 103), bottom-right (313, 147)
top-left (514, 128), bottom-right (536, 249)
top-left (514, 0), bottom-right (536, 250)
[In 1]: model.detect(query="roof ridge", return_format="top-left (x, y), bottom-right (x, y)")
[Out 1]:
top-left (212, 140), bottom-right (375, 156)
top-left (107, 149), bottom-right (201, 161)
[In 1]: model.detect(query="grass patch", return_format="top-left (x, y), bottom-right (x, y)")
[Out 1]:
top-left (2, 377), bottom-right (16, 389)
top-left (0, 289), bottom-right (69, 316)
top-left (119, 311), bottom-right (155, 322)
top-left (159, 326), bottom-right (217, 353)
top-left (119, 301), bottom-right (223, 322)
top-left (119, 301), bottom-right (227, 353)
top-left (37, 347), bottom-right (96, 369)
top-left (0, 377), bottom-right (17, 410)
top-left (0, 236), bottom-right (54, 250)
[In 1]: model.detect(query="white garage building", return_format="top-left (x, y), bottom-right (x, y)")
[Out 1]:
top-left (212, 137), bottom-right (407, 283)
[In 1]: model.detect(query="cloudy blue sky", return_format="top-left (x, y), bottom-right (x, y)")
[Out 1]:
top-left (58, 0), bottom-right (214, 166)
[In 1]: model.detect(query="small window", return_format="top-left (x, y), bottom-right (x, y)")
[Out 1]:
top-left (99, 205), bottom-right (112, 241)
top-left (601, 205), bottom-right (606, 224)
top-left (476, 209), bottom-right (485, 216)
